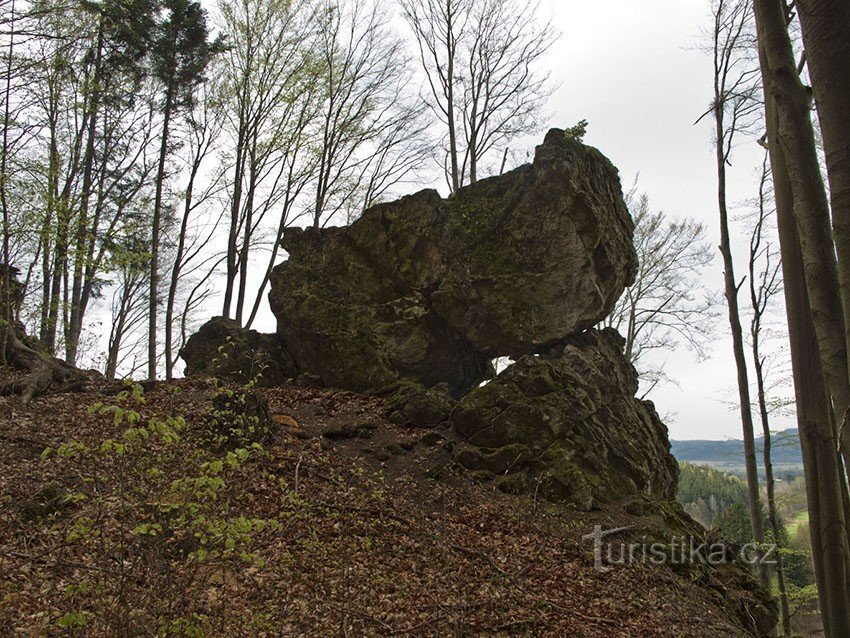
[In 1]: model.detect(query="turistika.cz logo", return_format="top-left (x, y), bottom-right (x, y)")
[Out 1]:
top-left (581, 525), bottom-right (778, 572)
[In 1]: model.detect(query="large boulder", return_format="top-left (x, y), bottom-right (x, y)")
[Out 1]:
top-left (451, 328), bottom-right (678, 509)
top-left (179, 317), bottom-right (297, 386)
top-left (269, 129), bottom-right (636, 393)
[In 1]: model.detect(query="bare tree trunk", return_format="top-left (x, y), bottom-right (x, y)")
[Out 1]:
top-left (795, 0), bottom-right (850, 442)
top-left (223, 132), bottom-right (245, 318)
top-left (772, 140), bottom-right (850, 637)
top-left (710, 6), bottom-right (768, 581)
top-left (0, 0), bottom-right (16, 368)
top-left (754, 0), bottom-right (850, 452)
top-left (760, 41), bottom-right (850, 635)
top-left (107, 283), bottom-right (133, 381)
top-left (714, 122), bottom-right (769, 587)
top-left (165, 154), bottom-right (199, 380)
top-left (749, 156), bottom-right (792, 636)
top-left (66, 20), bottom-right (105, 366)
top-left (445, 1), bottom-right (460, 192)
top-left (235, 149), bottom-right (258, 325)
top-left (149, 88), bottom-right (174, 381)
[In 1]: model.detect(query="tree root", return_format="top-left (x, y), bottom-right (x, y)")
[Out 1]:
top-left (0, 326), bottom-right (87, 406)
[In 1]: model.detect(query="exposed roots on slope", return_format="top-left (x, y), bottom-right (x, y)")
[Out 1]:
top-left (0, 326), bottom-right (86, 405)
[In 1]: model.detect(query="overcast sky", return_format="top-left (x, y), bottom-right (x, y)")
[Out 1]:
top-left (539, 0), bottom-right (794, 440)
top-left (191, 0), bottom-right (792, 442)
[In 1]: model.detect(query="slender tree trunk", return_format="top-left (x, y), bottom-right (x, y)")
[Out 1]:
top-left (752, 333), bottom-right (793, 635)
top-left (754, 0), bottom-right (850, 453)
top-left (40, 109), bottom-right (59, 347)
top-left (67, 20), bottom-right (105, 366)
top-left (761, 44), bottom-right (850, 635)
top-left (445, 2), bottom-right (460, 192)
top-left (0, 0), bottom-right (15, 368)
top-left (44, 229), bottom-right (65, 353)
top-left (106, 282), bottom-right (133, 381)
top-left (235, 152), bottom-right (258, 325)
top-left (713, 101), bottom-right (769, 588)
top-left (149, 87), bottom-right (174, 381)
top-left (468, 127), bottom-right (477, 185)
top-left (796, 0), bottom-right (850, 439)
top-left (223, 131), bottom-right (245, 318)
top-left (247, 188), bottom-right (295, 329)
top-left (165, 154), bottom-right (200, 380)
top-left (750, 156), bottom-right (792, 636)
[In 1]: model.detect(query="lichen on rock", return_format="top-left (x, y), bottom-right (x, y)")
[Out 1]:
top-left (180, 316), bottom-right (297, 386)
top-left (451, 328), bottom-right (679, 509)
top-left (268, 128), bottom-right (636, 393)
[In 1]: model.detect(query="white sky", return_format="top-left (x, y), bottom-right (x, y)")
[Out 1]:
top-left (539, 0), bottom-right (794, 440)
top-left (180, 0), bottom-right (795, 442)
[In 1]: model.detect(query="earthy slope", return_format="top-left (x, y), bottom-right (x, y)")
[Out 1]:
top-left (1, 380), bottom-right (770, 637)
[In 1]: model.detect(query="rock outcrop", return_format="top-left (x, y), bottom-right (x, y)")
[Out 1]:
top-left (179, 316), bottom-right (297, 386)
top-left (269, 129), bottom-right (636, 393)
top-left (451, 329), bottom-right (678, 508)
top-left (185, 130), bottom-right (677, 510)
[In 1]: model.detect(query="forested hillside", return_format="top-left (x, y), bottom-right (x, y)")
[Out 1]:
top-left (2, 0), bottom-right (850, 636)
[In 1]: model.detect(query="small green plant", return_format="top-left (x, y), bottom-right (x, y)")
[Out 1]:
top-left (39, 381), bottom-right (274, 635)
top-left (199, 342), bottom-right (275, 451)
top-left (198, 383), bottom-right (274, 451)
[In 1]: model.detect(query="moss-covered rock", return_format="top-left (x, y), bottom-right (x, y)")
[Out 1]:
top-left (19, 481), bottom-right (71, 522)
top-left (386, 382), bottom-right (457, 427)
top-left (451, 329), bottom-right (678, 510)
top-left (268, 129), bottom-right (636, 393)
top-left (180, 317), bottom-right (297, 386)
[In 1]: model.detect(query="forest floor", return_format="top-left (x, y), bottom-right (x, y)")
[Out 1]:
top-left (0, 378), bottom-right (765, 637)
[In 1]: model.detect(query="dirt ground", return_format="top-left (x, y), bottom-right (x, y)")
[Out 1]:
top-left (0, 379), bottom-right (768, 637)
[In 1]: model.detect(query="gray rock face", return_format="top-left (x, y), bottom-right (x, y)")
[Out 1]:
top-left (180, 316), bottom-right (297, 386)
top-left (451, 329), bottom-right (679, 509)
top-left (268, 129), bottom-right (636, 393)
top-left (186, 130), bottom-right (678, 510)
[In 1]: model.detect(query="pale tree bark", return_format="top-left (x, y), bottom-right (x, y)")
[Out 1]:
top-left (795, 0), bottom-right (850, 440)
top-left (755, 7), bottom-right (850, 628)
top-left (709, 0), bottom-right (768, 588)
top-left (766, 108), bottom-right (850, 635)
top-left (748, 153), bottom-right (791, 635)
top-left (754, 0), bottom-right (850, 456)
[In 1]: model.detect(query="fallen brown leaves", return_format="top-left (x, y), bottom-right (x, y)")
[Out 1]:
top-left (0, 379), bottom-right (754, 637)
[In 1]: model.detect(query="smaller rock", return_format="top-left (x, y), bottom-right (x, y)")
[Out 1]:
top-left (295, 372), bottom-right (324, 388)
top-left (455, 443), bottom-right (533, 474)
top-left (322, 421), bottom-right (377, 440)
top-left (180, 317), bottom-right (297, 386)
top-left (420, 431), bottom-right (445, 446)
top-left (451, 328), bottom-right (678, 509)
top-left (386, 382), bottom-right (457, 427)
top-left (20, 482), bottom-right (71, 522)
top-left (496, 472), bottom-right (528, 495)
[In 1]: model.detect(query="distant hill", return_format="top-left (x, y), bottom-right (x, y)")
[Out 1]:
top-left (671, 428), bottom-right (803, 467)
